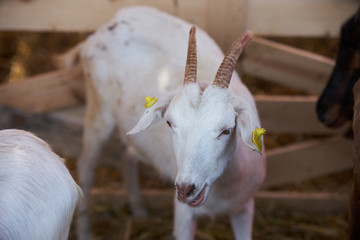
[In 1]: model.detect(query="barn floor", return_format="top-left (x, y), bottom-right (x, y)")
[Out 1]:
top-left (65, 159), bottom-right (351, 240)
top-left (0, 32), bottom-right (353, 239)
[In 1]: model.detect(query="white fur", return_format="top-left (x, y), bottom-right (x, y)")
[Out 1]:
top-left (72, 6), bottom-right (266, 240)
top-left (0, 129), bottom-right (81, 240)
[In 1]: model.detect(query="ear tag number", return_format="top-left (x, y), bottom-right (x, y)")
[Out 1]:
top-left (144, 96), bottom-right (158, 108)
top-left (252, 128), bottom-right (266, 154)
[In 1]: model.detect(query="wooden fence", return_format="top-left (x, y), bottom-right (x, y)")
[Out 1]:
top-left (0, 0), bottom-right (359, 212)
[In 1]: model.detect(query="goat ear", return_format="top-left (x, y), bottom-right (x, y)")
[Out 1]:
top-left (232, 97), bottom-right (263, 154)
top-left (127, 91), bottom-right (175, 135)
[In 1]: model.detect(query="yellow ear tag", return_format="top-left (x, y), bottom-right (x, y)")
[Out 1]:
top-left (252, 128), bottom-right (266, 153)
top-left (144, 96), bottom-right (158, 108)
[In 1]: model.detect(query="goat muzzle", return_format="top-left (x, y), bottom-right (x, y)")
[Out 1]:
top-left (176, 183), bottom-right (196, 202)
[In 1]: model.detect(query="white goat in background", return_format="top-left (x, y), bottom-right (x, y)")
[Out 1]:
top-left (71, 6), bottom-right (266, 240)
top-left (0, 129), bottom-right (81, 240)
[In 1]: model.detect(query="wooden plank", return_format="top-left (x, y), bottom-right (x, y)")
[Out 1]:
top-left (50, 106), bottom-right (85, 127)
top-left (246, 0), bottom-right (358, 37)
top-left (0, 67), bottom-right (349, 135)
top-left (0, 0), bottom-right (247, 52)
top-left (256, 191), bottom-right (348, 214)
top-left (50, 107), bottom-right (354, 189)
top-left (264, 137), bottom-right (353, 188)
top-left (0, 66), bottom-right (84, 113)
top-left (49, 95), bottom-right (350, 134)
top-left (89, 188), bottom-right (348, 214)
top-left (0, 0), bottom-right (178, 32)
top-left (0, 0), bottom-right (209, 34)
top-left (242, 37), bottom-right (335, 94)
top-left (1, 0), bottom-right (356, 37)
top-left (255, 95), bottom-right (350, 134)
top-left (207, 0), bottom-right (246, 51)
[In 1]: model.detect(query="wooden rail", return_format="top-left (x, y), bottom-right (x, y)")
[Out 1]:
top-left (90, 188), bottom-right (349, 214)
top-left (0, 66), bottom-right (84, 112)
top-left (242, 37), bottom-right (335, 94)
top-left (0, 0), bottom-right (357, 49)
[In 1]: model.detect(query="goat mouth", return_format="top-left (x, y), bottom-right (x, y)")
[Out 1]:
top-left (188, 185), bottom-right (207, 207)
top-left (321, 110), bottom-right (352, 128)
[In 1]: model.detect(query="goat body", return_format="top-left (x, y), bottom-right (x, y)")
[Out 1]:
top-left (316, 6), bottom-right (360, 240)
top-left (75, 6), bottom-right (266, 240)
top-left (351, 80), bottom-right (360, 240)
top-left (0, 129), bottom-right (81, 240)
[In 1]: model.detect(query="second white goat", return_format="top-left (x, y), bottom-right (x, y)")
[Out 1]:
top-left (0, 129), bottom-right (81, 240)
top-left (72, 6), bottom-right (266, 240)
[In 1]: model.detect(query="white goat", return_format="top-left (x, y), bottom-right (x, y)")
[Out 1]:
top-left (72, 6), bottom-right (266, 240)
top-left (0, 129), bottom-right (81, 240)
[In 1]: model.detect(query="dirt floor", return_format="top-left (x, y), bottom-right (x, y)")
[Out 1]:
top-left (0, 32), bottom-right (353, 239)
top-left (64, 159), bottom-right (351, 240)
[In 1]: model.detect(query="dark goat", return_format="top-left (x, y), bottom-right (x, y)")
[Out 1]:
top-left (316, 8), bottom-right (360, 127)
top-left (316, 7), bottom-right (360, 240)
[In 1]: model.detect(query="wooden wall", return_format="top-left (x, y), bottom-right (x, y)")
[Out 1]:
top-left (0, 0), bottom-right (357, 50)
top-left (0, 0), bottom-right (359, 212)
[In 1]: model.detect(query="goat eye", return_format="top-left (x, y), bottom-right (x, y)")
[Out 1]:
top-left (166, 121), bottom-right (172, 128)
top-left (222, 129), bottom-right (231, 135)
top-left (217, 128), bottom-right (232, 139)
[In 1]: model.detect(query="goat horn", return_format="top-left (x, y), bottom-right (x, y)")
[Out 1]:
top-left (213, 31), bottom-right (254, 88)
top-left (184, 26), bottom-right (197, 85)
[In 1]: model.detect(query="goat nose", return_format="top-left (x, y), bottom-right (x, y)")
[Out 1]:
top-left (176, 183), bottom-right (195, 202)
